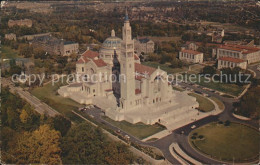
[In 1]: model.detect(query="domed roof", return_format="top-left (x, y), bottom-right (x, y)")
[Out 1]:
top-left (102, 30), bottom-right (122, 50)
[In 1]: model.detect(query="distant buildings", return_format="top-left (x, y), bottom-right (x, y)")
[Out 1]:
top-left (181, 41), bottom-right (199, 51)
top-left (180, 42), bottom-right (204, 63)
top-left (211, 29), bottom-right (224, 43)
top-left (8, 19), bottom-right (32, 28)
top-left (179, 49), bottom-right (204, 63)
top-left (18, 33), bottom-right (51, 41)
top-left (215, 44), bottom-right (260, 69)
top-left (134, 37), bottom-right (154, 55)
top-left (31, 35), bottom-right (79, 56)
top-left (5, 33), bottom-right (16, 41)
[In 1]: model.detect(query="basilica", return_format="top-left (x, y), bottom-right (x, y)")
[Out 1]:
top-left (58, 12), bottom-right (201, 129)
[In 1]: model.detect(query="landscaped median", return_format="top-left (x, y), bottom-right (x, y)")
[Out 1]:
top-left (189, 122), bottom-right (260, 163)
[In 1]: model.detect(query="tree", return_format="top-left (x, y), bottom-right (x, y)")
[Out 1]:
top-left (18, 44), bottom-right (33, 58)
top-left (61, 123), bottom-right (134, 164)
top-left (9, 65), bottom-right (22, 75)
top-left (10, 125), bottom-right (62, 164)
top-left (33, 47), bottom-right (47, 59)
top-left (20, 109), bottom-right (29, 123)
top-left (52, 115), bottom-right (71, 136)
top-left (201, 66), bottom-right (216, 76)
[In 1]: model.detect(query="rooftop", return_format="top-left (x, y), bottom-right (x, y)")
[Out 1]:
top-left (135, 63), bottom-right (156, 76)
top-left (181, 49), bottom-right (202, 55)
top-left (219, 57), bottom-right (246, 63)
top-left (82, 50), bottom-right (99, 59)
top-left (219, 44), bottom-right (260, 54)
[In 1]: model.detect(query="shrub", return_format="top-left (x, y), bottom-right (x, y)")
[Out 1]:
top-left (191, 136), bottom-right (197, 140)
top-left (198, 135), bottom-right (204, 139)
top-left (193, 132), bottom-right (198, 136)
top-left (224, 120), bottom-right (230, 126)
top-left (218, 121), bottom-right (223, 124)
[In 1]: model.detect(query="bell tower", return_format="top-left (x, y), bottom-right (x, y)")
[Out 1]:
top-left (119, 8), bottom-right (135, 111)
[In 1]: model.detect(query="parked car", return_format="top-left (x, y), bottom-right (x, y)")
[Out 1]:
top-left (191, 125), bottom-right (196, 129)
top-left (124, 135), bottom-right (130, 140)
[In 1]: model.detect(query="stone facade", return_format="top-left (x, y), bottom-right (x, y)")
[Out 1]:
top-left (8, 19), bottom-right (32, 27)
top-left (32, 35), bottom-right (79, 56)
top-left (134, 38), bottom-right (155, 55)
top-left (58, 12), bottom-right (199, 128)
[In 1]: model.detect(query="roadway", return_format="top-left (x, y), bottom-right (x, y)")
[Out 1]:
top-left (83, 81), bottom-right (258, 164)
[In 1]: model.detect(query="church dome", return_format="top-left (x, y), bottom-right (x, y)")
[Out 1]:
top-left (102, 30), bottom-right (122, 50)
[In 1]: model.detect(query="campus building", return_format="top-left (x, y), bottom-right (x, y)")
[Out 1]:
top-left (31, 35), bottom-right (79, 56)
top-left (134, 37), bottom-right (155, 55)
top-left (217, 57), bottom-right (247, 70)
top-left (179, 49), bottom-right (204, 63)
top-left (216, 44), bottom-right (260, 64)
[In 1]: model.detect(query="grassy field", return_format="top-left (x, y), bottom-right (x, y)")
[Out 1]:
top-left (210, 97), bottom-right (225, 110)
top-left (31, 79), bottom-right (83, 123)
top-left (189, 122), bottom-right (260, 163)
top-left (188, 93), bottom-right (215, 112)
top-left (102, 116), bottom-right (166, 140)
top-left (142, 61), bottom-right (188, 74)
top-left (1, 45), bottom-right (20, 59)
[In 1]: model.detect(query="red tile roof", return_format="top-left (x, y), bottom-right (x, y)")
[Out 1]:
top-left (82, 50), bottom-right (99, 59)
top-left (181, 49), bottom-right (202, 55)
top-left (135, 63), bottom-right (156, 76)
top-left (135, 89), bottom-right (141, 95)
top-left (218, 57), bottom-right (245, 63)
top-left (93, 59), bottom-right (107, 67)
top-left (77, 56), bottom-right (90, 64)
top-left (219, 44), bottom-right (260, 54)
top-left (135, 75), bottom-right (144, 81)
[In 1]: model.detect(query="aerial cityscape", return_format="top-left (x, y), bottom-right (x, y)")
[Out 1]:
top-left (0, 0), bottom-right (260, 164)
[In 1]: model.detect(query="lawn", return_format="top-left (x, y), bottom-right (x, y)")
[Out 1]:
top-left (210, 97), bottom-right (225, 110)
top-left (142, 61), bottom-right (188, 74)
top-left (188, 93), bottom-right (215, 112)
top-left (102, 116), bottom-right (166, 140)
top-left (1, 45), bottom-right (20, 59)
top-left (30, 78), bottom-right (83, 123)
top-left (189, 122), bottom-right (260, 163)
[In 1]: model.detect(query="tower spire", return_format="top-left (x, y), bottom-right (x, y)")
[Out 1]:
top-left (125, 7), bottom-right (129, 21)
